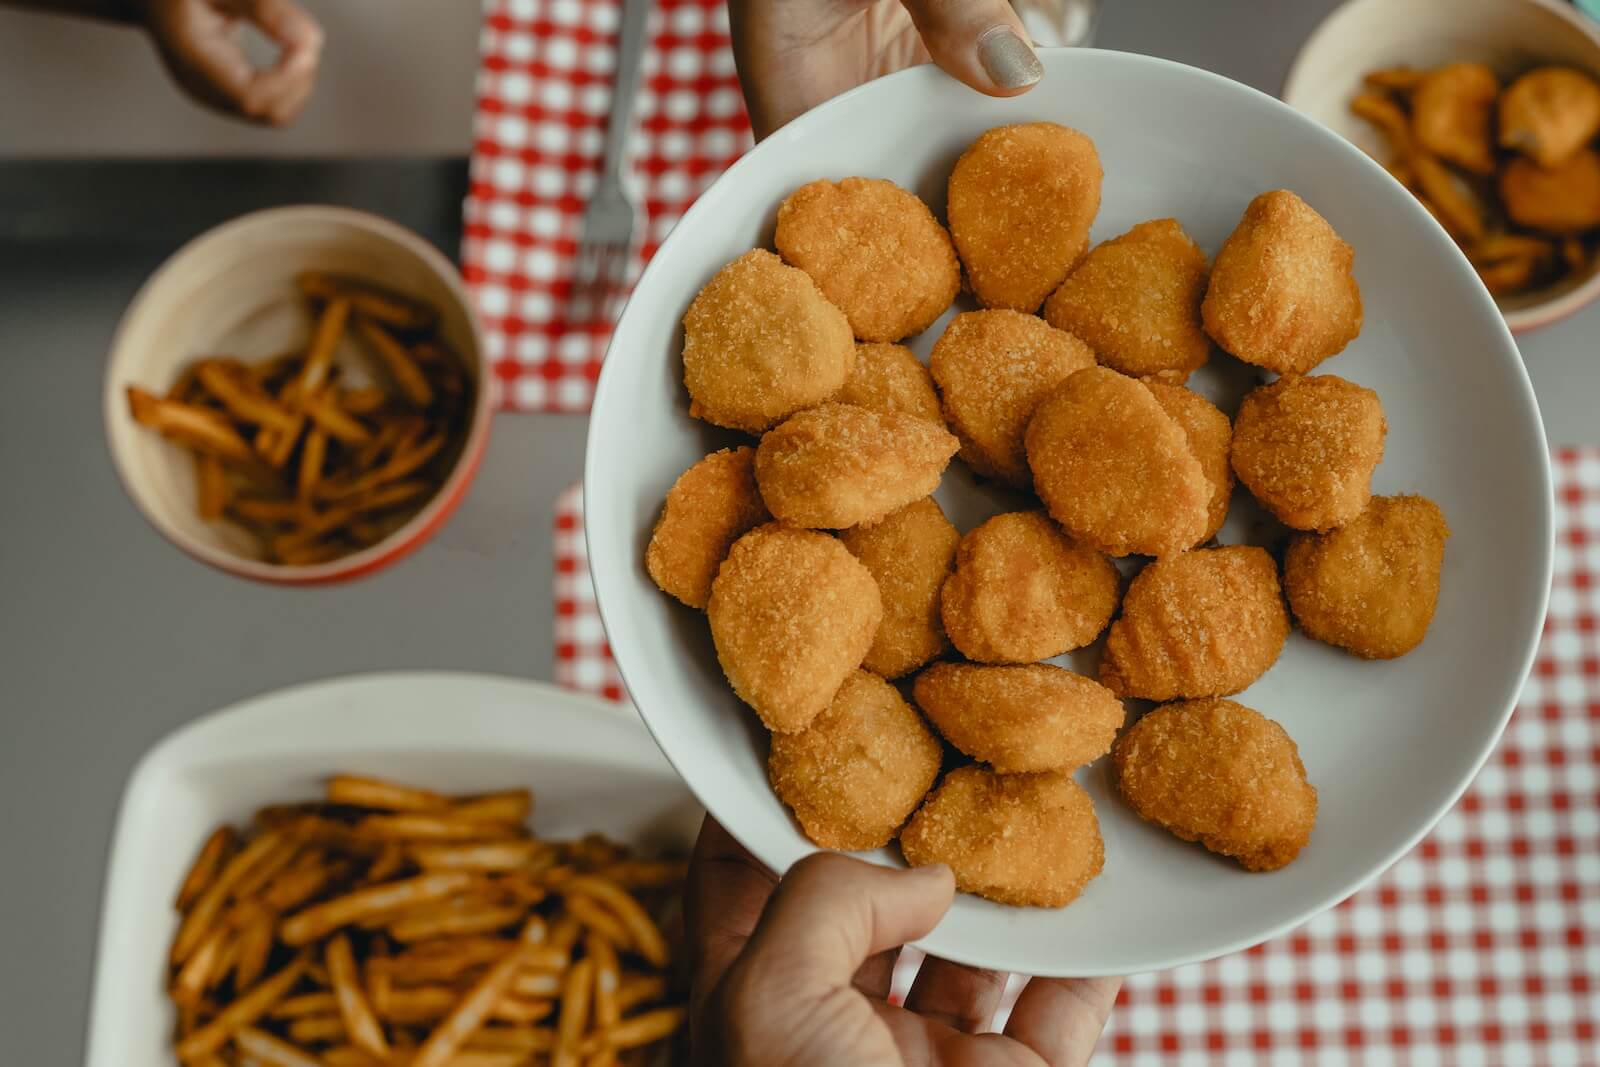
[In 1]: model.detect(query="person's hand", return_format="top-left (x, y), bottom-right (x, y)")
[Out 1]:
top-left (138, 0), bottom-right (322, 125)
top-left (686, 818), bottom-right (1120, 1066)
top-left (728, 0), bottom-right (1044, 140)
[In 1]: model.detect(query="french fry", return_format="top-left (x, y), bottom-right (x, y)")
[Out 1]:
top-left (276, 540), bottom-right (349, 566)
top-left (564, 895), bottom-right (632, 950)
top-left (450, 790), bottom-right (534, 826)
top-left (195, 361), bottom-right (301, 434)
top-left (176, 826), bottom-right (236, 911)
top-left (353, 812), bottom-right (512, 842)
top-left (280, 872), bottom-right (475, 946)
top-left (466, 1026), bottom-right (557, 1054)
top-left (327, 934), bottom-right (390, 1061)
top-left (229, 497), bottom-right (303, 525)
top-left (172, 828), bottom-right (285, 965)
top-left (322, 1048), bottom-right (382, 1067)
top-left (1411, 150), bottom-right (1485, 240)
top-left (614, 975), bottom-right (667, 1015)
top-left (175, 954), bottom-right (307, 1060)
top-left (1564, 237), bottom-right (1589, 273)
top-left (354, 316), bottom-right (434, 408)
top-left (550, 915), bottom-right (584, 956)
top-left (302, 389), bottom-right (374, 446)
top-left (390, 903), bottom-right (525, 943)
top-left (584, 1007), bottom-right (686, 1054)
top-left (327, 774), bottom-right (446, 812)
top-left (233, 835), bottom-right (303, 898)
top-left (298, 272), bottom-right (437, 332)
top-left (553, 958), bottom-right (596, 1067)
top-left (318, 432), bottom-right (446, 502)
top-left (297, 297), bottom-right (352, 397)
top-left (196, 453), bottom-right (230, 521)
top-left (562, 878), bottom-right (670, 968)
top-left (263, 858), bottom-right (350, 913)
top-left (1351, 91), bottom-right (1414, 152)
top-left (270, 480), bottom-right (433, 559)
top-left (172, 924), bottom-right (228, 1007)
top-left (127, 387), bottom-right (256, 464)
top-left (1477, 255), bottom-right (1542, 294)
top-left (410, 840), bottom-right (546, 872)
top-left (492, 996), bottom-right (555, 1024)
top-left (232, 907), bottom-right (276, 992)
top-left (595, 860), bottom-right (688, 890)
top-left (379, 939), bottom-right (510, 985)
top-left (234, 1025), bottom-right (326, 1067)
top-left (366, 843), bottom-right (406, 883)
top-left (298, 429), bottom-right (328, 502)
top-left (1363, 66), bottom-right (1425, 94)
top-left (588, 932), bottom-right (622, 1046)
top-left (340, 387), bottom-right (389, 417)
top-left (1469, 234), bottom-right (1554, 265)
top-left (410, 931), bottom-right (534, 1067)
top-left (270, 992), bottom-right (339, 1020)
top-left (287, 1013), bottom-right (346, 1043)
top-left (512, 971), bottom-right (564, 999)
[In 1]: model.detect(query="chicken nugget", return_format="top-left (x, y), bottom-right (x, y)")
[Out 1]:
top-left (900, 766), bottom-right (1104, 907)
top-left (1043, 218), bottom-right (1211, 382)
top-left (774, 178), bottom-right (961, 342)
top-left (1499, 66), bottom-right (1600, 168)
top-left (1412, 62), bottom-right (1498, 175)
top-left (1024, 367), bottom-right (1211, 558)
top-left (754, 403), bottom-right (959, 529)
top-left (947, 123), bottom-right (1103, 312)
top-left (1285, 494), bottom-right (1451, 659)
top-left (1113, 698), bottom-right (1316, 871)
top-left (1231, 374), bottom-right (1387, 532)
top-left (682, 249), bottom-right (854, 433)
top-left (913, 662), bottom-right (1124, 774)
top-left (831, 342), bottom-right (943, 423)
top-left (1145, 382), bottom-right (1233, 543)
top-left (1099, 545), bottom-right (1289, 701)
top-left (1202, 190), bottom-right (1363, 375)
top-left (940, 511), bottom-right (1119, 665)
top-left (707, 524), bottom-right (882, 733)
top-left (1500, 148), bottom-right (1600, 234)
top-left (839, 497), bottom-right (960, 678)
top-left (929, 309), bottom-right (1096, 487)
top-left (769, 670), bottom-right (943, 850)
top-left (646, 446), bottom-right (771, 609)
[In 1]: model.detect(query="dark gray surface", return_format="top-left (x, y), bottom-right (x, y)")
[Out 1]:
top-left (2, 3), bottom-right (1596, 1061)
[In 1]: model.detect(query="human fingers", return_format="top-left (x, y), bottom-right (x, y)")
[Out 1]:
top-left (898, 0), bottom-right (1043, 95)
top-left (685, 818), bottom-right (778, 1041)
top-left (872, 1002), bottom-right (1045, 1067)
top-left (1002, 975), bottom-right (1122, 1065)
top-left (233, 0), bottom-right (322, 124)
top-left (855, 948), bottom-right (901, 1001)
top-left (904, 956), bottom-right (1010, 1034)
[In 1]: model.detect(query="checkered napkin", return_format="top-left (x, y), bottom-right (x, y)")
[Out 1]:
top-left (553, 450), bottom-right (1600, 1063)
top-left (463, 0), bottom-right (753, 413)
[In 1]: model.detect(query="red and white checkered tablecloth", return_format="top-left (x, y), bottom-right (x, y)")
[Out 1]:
top-left (463, 0), bottom-right (752, 413)
top-left (554, 447), bottom-right (1600, 1063)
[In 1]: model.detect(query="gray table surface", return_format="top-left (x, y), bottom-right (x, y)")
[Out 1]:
top-left (2, 1), bottom-right (1596, 1058)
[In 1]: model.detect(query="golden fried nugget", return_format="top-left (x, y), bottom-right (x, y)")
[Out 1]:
top-left (900, 766), bottom-right (1104, 907)
top-left (1145, 382), bottom-right (1233, 544)
top-left (1412, 62), bottom-right (1499, 175)
top-left (839, 497), bottom-right (960, 678)
top-left (947, 123), bottom-right (1103, 312)
top-left (681, 249), bottom-right (854, 433)
top-left (1099, 546), bottom-right (1290, 701)
top-left (707, 524), bottom-right (882, 733)
top-left (1024, 367), bottom-right (1211, 557)
top-left (1500, 148), bottom-right (1600, 234)
top-left (913, 662), bottom-right (1124, 774)
top-left (774, 178), bottom-right (961, 342)
top-left (1285, 494), bottom-right (1451, 659)
top-left (1499, 66), bottom-right (1600, 168)
top-left (1230, 374), bottom-right (1387, 532)
top-left (940, 511), bottom-right (1119, 665)
top-left (1202, 190), bottom-right (1363, 375)
top-left (831, 343), bottom-right (943, 423)
top-left (1043, 218), bottom-right (1211, 382)
top-left (769, 670), bottom-right (943, 850)
top-left (1113, 698), bottom-right (1316, 871)
top-left (929, 310), bottom-right (1096, 487)
top-left (646, 447), bottom-right (771, 609)
top-left (754, 403), bottom-right (959, 529)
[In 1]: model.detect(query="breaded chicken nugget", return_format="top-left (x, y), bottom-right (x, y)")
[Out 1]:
top-left (913, 662), bottom-right (1124, 774)
top-left (839, 497), bottom-right (961, 678)
top-left (1202, 190), bottom-right (1363, 375)
top-left (769, 670), bottom-right (943, 850)
top-left (754, 403), bottom-right (959, 529)
top-left (774, 177), bottom-right (961, 342)
top-left (707, 524), bottom-right (882, 733)
top-left (1500, 148), bottom-right (1600, 234)
top-left (682, 249), bottom-right (854, 433)
top-left (1043, 218), bottom-right (1211, 382)
top-left (1285, 494), bottom-right (1451, 659)
top-left (900, 766), bottom-right (1104, 907)
top-left (645, 446), bottom-right (771, 609)
top-left (940, 511), bottom-right (1119, 664)
top-left (1500, 67), bottom-right (1600, 168)
top-left (1231, 374), bottom-right (1387, 532)
top-left (1113, 698), bottom-right (1316, 872)
top-left (1412, 62), bottom-right (1498, 175)
top-left (947, 123), bottom-right (1103, 312)
top-left (831, 342), bottom-right (943, 423)
top-left (1024, 367), bottom-right (1211, 558)
top-left (1146, 382), bottom-right (1233, 544)
top-left (929, 309), bottom-right (1097, 488)
top-left (1099, 546), bottom-right (1290, 701)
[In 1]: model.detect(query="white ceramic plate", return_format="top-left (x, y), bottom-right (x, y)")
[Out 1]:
top-left (585, 49), bottom-right (1554, 976)
top-left (1281, 0), bottom-right (1600, 333)
top-left (84, 672), bottom-right (700, 1067)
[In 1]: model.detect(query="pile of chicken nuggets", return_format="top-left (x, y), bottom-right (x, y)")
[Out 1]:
top-left (645, 122), bottom-right (1452, 908)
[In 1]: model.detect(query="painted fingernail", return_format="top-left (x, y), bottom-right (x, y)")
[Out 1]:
top-left (978, 27), bottom-right (1044, 90)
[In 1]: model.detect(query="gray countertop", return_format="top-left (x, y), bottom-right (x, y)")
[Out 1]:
top-left (1, 1), bottom-right (1595, 1060)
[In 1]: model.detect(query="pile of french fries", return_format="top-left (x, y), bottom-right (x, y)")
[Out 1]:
top-left (167, 775), bottom-right (687, 1067)
top-left (127, 274), bottom-right (472, 566)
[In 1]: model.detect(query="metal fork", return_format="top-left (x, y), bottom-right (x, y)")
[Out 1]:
top-left (569, 0), bottom-right (651, 326)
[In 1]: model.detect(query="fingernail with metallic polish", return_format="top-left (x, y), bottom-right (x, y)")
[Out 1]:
top-left (978, 27), bottom-right (1044, 90)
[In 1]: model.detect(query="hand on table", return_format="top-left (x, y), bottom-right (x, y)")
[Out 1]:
top-left (139, 0), bottom-right (322, 124)
top-left (686, 817), bottom-right (1120, 1066)
top-left (728, 0), bottom-right (1046, 140)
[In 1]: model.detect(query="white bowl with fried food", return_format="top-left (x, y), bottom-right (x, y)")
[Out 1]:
top-left (585, 49), bottom-right (1551, 975)
top-left (1283, 0), bottom-right (1600, 332)
top-left (104, 206), bottom-right (491, 583)
top-left (84, 672), bottom-right (700, 1067)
